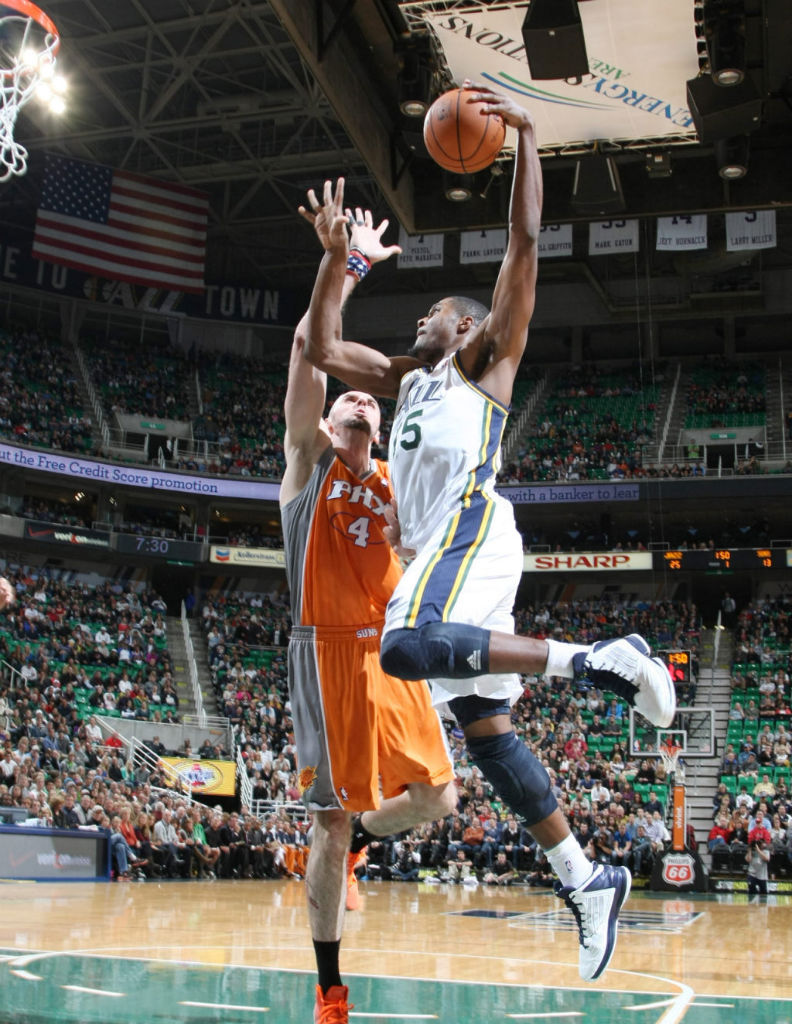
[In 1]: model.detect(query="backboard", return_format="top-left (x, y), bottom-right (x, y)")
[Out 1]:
top-left (629, 706), bottom-right (715, 761)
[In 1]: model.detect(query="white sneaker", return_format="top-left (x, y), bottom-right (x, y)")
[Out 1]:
top-left (555, 863), bottom-right (631, 981)
top-left (573, 633), bottom-right (676, 727)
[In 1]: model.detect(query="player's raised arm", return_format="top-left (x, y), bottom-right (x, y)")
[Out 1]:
top-left (457, 83), bottom-right (542, 406)
top-left (280, 313), bottom-right (332, 507)
top-left (299, 178), bottom-right (419, 399)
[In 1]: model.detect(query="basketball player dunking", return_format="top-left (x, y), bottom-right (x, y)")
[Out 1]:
top-left (300, 80), bottom-right (676, 984)
top-left (281, 216), bottom-right (456, 1024)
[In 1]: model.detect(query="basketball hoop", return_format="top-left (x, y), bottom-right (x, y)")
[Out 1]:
top-left (659, 739), bottom-right (684, 784)
top-left (0, 0), bottom-right (60, 183)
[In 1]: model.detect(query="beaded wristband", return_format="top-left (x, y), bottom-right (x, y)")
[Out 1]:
top-left (346, 247), bottom-right (371, 282)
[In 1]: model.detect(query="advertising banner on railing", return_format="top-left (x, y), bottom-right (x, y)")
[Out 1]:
top-left (0, 826), bottom-right (109, 880)
top-left (160, 757), bottom-right (236, 796)
top-left (24, 519), bottom-right (111, 549)
top-left (210, 546), bottom-right (286, 567)
top-left (0, 442), bottom-right (280, 500)
top-left (524, 551), bottom-right (653, 572)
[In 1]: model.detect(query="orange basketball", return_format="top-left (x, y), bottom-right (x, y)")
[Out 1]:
top-left (423, 87), bottom-right (505, 174)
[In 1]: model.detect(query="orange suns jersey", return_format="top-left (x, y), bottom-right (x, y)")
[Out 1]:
top-left (282, 447), bottom-right (402, 627)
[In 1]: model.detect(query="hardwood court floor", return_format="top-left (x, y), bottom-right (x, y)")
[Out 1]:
top-left (0, 877), bottom-right (790, 1023)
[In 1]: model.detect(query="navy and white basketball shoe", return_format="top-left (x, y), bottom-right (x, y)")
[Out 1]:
top-left (572, 633), bottom-right (676, 728)
top-left (555, 863), bottom-right (631, 981)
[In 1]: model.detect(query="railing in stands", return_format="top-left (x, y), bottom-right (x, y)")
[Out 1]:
top-left (0, 657), bottom-right (24, 688)
top-left (181, 601), bottom-right (206, 727)
top-left (251, 799), bottom-right (309, 823)
top-left (129, 734), bottom-right (193, 805)
top-left (180, 713), bottom-right (233, 755)
top-left (95, 715), bottom-right (193, 803)
top-left (657, 362), bottom-right (681, 464)
top-left (237, 746), bottom-right (252, 811)
top-left (501, 373), bottom-right (547, 464)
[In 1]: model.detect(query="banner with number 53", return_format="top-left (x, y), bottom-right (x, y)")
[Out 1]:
top-left (588, 219), bottom-right (639, 254)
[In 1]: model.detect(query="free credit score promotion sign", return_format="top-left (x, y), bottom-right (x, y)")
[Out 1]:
top-left (161, 758), bottom-right (236, 796)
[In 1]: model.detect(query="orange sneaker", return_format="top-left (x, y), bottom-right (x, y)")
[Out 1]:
top-left (314, 984), bottom-right (352, 1024)
top-left (345, 850), bottom-right (365, 911)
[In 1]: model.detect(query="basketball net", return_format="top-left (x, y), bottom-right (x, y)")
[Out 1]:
top-left (659, 739), bottom-right (684, 784)
top-left (0, 0), bottom-right (60, 183)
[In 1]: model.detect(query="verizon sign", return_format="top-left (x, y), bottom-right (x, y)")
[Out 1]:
top-left (524, 552), bottom-right (652, 572)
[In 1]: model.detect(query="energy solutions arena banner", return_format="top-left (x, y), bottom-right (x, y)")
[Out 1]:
top-left (419, 0), bottom-right (698, 150)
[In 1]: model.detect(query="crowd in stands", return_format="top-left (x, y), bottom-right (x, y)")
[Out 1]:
top-left (707, 597), bottom-right (792, 881)
top-left (0, 573), bottom-right (179, 726)
top-left (196, 591), bottom-right (703, 882)
top-left (22, 496), bottom-right (93, 529)
top-left (82, 334), bottom-right (192, 421)
top-left (0, 328), bottom-right (94, 454)
top-left (7, 564), bottom-right (792, 886)
top-left (685, 358), bottom-right (766, 429)
top-left (498, 365), bottom-right (661, 485)
top-left (0, 319), bottom-right (786, 491)
top-left (193, 356), bottom-right (287, 479)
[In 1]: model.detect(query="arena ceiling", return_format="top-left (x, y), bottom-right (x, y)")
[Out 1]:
top-left (1, 0), bottom-right (791, 343)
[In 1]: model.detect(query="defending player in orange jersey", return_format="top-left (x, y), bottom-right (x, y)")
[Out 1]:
top-left (280, 214), bottom-right (456, 1024)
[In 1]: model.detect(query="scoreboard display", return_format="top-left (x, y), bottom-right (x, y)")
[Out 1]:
top-left (658, 548), bottom-right (783, 572)
top-left (114, 534), bottom-right (203, 562)
top-left (657, 649), bottom-right (692, 683)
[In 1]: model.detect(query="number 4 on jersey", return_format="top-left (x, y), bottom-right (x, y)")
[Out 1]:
top-left (347, 516), bottom-right (371, 547)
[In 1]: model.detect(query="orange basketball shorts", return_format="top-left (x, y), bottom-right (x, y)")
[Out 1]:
top-left (288, 623), bottom-right (454, 812)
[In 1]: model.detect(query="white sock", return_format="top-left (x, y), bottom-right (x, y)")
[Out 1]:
top-left (545, 834), bottom-right (593, 889)
top-left (544, 638), bottom-right (591, 679)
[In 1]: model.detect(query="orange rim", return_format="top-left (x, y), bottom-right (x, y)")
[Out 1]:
top-left (1, 0), bottom-right (60, 65)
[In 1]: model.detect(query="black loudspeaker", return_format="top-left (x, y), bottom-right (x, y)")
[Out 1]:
top-left (521, 0), bottom-right (589, 81)
top-left (571, 153), bottom-right (625, 216)
top-left (685, 76), bottom-right (762, 143)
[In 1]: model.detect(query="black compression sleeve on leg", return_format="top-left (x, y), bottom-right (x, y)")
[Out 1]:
top-left (466, 731), bottom-right (558, 828)
top-left (380, 623), bottom-right (491, 680)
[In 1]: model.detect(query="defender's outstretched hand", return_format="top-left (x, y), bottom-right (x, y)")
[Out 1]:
top-left (298, 177), bottom-right (349, 252)
top-left (299, 179), bottom-right (401, 265)
top-left (346, 206), bottom-right (402, 265)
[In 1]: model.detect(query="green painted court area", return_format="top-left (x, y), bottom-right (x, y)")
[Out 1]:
top-left (1, 953), bottom-right (790, 1024)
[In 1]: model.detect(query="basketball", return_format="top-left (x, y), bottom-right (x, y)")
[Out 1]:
top-left (423, 87), bottom-right (505, 174)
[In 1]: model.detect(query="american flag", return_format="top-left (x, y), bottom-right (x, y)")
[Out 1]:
top-left (32, 154), bottom-right (208, 293)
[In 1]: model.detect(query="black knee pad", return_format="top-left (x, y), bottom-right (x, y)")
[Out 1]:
top-left (380, 623), bottom-right (491, 680)
top-left (466, 731), bottom-right (557, 828)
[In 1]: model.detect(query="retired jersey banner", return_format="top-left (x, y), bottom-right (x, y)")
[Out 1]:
top-left (538, 224), bottom-right (574, 259)
top-left (589, 219), bottom-right (639, 254)
top-left (460, 229), bottom-right (507, 264)
top-left (725, 210), bottom-right (777, 251)
top-left (397, 228), bottom-right (444, 269)
top-left (161, 757), bottom-right (236, 796)
top-left (417, 0), bottom-right (698, 151)
top-left (656, 215), bottom-right (708, 251)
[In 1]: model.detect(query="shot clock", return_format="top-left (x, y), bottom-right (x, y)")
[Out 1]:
top-left (657, 649), bottom-right (692, 683)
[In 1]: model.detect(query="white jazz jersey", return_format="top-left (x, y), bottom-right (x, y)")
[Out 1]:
top-left (389, 352), bottom-right (510, 552)
top-left (385, 352), bottom-right (524, 706)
